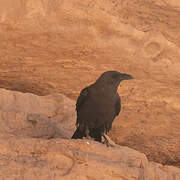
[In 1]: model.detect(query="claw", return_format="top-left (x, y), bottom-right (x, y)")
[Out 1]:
top-left (102, 135), bottom-right (114, 147)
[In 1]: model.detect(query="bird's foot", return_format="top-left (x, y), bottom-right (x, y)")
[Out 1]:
top-left (102, 140), bottom-right (114, 147)
top-left (102, 135), bottom-right (114, 147)
top-left (85, 128), bottom-right (91, 140)
top-left (85, 135), bottom-right (92, 140)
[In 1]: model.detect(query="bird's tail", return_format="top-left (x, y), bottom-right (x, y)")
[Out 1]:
top-left (71, 127), bottom-right (85, 139)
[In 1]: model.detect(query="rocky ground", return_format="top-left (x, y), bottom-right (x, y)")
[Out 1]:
top-left (0, 88), bottom-right (179, 179)
top-left (0, 0), bottom-right (180, 171)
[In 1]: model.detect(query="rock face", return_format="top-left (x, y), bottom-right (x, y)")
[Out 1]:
top-left (0, 0), bottom-right (180, 168)
top-left (0, 88), bottom-right (179, 180)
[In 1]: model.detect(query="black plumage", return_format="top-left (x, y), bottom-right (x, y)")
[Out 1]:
top-left (71, 71), bottom-right (133, 146)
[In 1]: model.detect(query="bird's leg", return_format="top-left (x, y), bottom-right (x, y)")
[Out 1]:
top-left (102, 134), bottom-right (114, 147)
top-left (85, 128), bottom-right (91, 139)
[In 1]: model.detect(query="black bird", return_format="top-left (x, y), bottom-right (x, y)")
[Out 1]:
top-left (71, 71), bottom-right (133, 146)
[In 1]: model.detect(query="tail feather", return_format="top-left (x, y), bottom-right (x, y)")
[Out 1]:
top-left (89, 128), bottom-right (102, 142)
top-left (71, 127), bottom-right (102, 143)
top-left (71, 127), bottom-right (85, 139)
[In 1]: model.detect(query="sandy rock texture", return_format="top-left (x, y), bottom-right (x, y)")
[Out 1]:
top-left (0, 0), bottom-right (180, 167)
top-left (0, 88), bottom-right (179, 180)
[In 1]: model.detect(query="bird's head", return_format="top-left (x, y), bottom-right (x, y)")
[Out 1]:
top-left (95, 71), bottom-right (133, 91)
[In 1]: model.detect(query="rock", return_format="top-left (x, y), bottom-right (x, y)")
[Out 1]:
top-left (26, 113), bottom-right (56, 138)
top-left (0, 88), bottom-right (179, 179)
top-left (0, 89), bottom-right (76, 139)
top-left (0, 111), bottom-right (57, 139)
top-left (0, 0), bottom-right (180, 169)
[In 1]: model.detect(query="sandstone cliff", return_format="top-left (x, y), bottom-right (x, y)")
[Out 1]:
top-left (0, 0), bottom-right (180, 169)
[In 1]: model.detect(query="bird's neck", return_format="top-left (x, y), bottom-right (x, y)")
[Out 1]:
top-left (91, 83), bottom-right (118, 97)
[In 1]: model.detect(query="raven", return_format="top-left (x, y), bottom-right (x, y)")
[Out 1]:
top-left (71, 71), bottom-right (133, 146)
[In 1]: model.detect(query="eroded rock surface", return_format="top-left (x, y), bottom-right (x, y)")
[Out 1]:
top-left (0, 0), bottom-right (180, 169)
top-left (0, 89), bottom-right (179, 179)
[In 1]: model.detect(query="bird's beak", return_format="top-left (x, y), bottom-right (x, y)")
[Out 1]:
top-left (120, 73), bottom-right (133, 80)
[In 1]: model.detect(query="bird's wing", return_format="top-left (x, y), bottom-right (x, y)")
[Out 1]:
top-left (105, 95), bottom-right (121, 133)
top-left (75, 87), bottom-right (89, 127)
top-left (76, 87), bottom-right (89, 112)
top-left (115, 95), bottom-right (121, 116)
